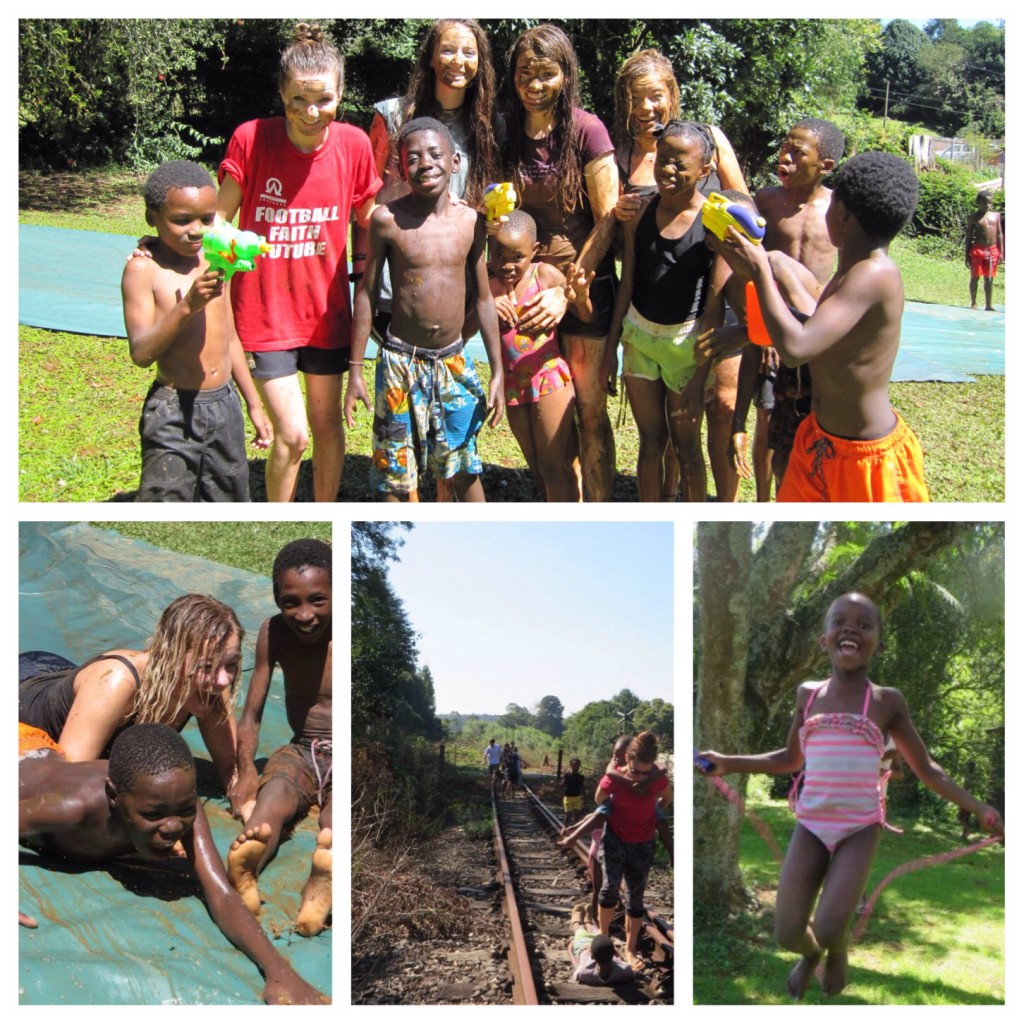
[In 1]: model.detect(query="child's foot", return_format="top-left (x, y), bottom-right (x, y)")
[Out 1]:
top-left (821, 948), bottom-right (848, 997)
top-left (295, 828), bottom-right (332, 937)
top-left (228, 822), bottom-right (272, 915)
top-left (786, 954), bottom-right (821, 1000)
top-left (623, 948), bottom-right (645, 971)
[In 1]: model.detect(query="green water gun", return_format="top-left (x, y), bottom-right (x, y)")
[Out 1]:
top-left (202, 223), bottom-right (272, 280)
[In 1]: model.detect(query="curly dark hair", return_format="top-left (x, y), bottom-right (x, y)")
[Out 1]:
top-left (108, 723), bottom-right (195, 794)
top-left (272, 538), bottom-right (333, 602)
top-left (396, 116), bottom-right (456, 161)
top-left (399, 19), bottom-right (500, 207)
top-left (833, 152), bottom-right (919, 242)
top-left (506, 24), bottom-right (584, 217)
top-left (498, 208), bottom-right (538, 243)
top-left (143, 161), bottom-right (214, 210)
top-left (792, 118), bottom-right (846, 164)
top-left (278, 22), bottom-right (343, 93)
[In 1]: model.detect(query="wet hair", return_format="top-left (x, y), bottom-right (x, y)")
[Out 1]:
top-left (614, 49), bottom-right (681, 146)
top-left (720, 189), bottom-right (755, 208)
top-left (498, 208), bottom-right (537, 245)
top-left (143, 161), bottom-right (214, 211)
top-left (791, 118), bottom-right (846, 164)
top-left (397, 116), bottom-right (455, 159)
top-left (108, 723), bottom-right (195, 794)
top-left (658, 120), bottom-right (715, 166)
top-left (400, 19), bottom-right (500, 207)
top-left (628, 731), bottom-right (659, 763)
top-left (506, 24), bottom-right (583, 216)
top-left (138, 595), bottom-right (244, 725)
top-left (272, 538), bottom-right (332, 603)
top-left (832, 152), bottom-right (919, 243)
top-left (278, 22), bottom-right (344, 94)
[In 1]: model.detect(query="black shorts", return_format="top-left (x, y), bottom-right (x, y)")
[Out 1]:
top-left (597, 827), bottom-right (655, 918)
top-left (248, 346), bottom-right (346, 380)
top-left (560, 273), bottom-right (615, 338)
top-left (137, 382), bottom-right (249, 502)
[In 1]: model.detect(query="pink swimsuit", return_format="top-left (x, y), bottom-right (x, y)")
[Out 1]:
top-left (793, 681), bottom-right (886, 852)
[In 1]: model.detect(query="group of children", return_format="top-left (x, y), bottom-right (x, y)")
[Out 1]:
top-left (124, 104), bottom-right (939, 503)
top-left (481, 738), bottom-right (528, 797)
top-left (19, 538), bottom-right (333, 1003)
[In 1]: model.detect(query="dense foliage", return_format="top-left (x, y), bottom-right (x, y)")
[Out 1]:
top-left (19, 17), bottom-right (1003, 183)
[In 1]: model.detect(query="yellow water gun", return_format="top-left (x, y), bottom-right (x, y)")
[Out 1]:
top-left (701, 192), bottom-right (767, 244)
top-left (483, 182), bottom-right (519, 221)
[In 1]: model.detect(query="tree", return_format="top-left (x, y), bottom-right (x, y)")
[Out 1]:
top-left (694, 521), bottom-right (997, 910)
top-left (533, 695), bottom-right (565, 738)
top-left (498, 703), bottom-right (533, 730)
top-left (634, 699), bottom-right (674, 752)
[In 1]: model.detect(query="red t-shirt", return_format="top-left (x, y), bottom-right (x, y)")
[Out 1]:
top-left (219, 118), bottom-right (381, 352)
top-left (599, 771), bottom-right (668, 843)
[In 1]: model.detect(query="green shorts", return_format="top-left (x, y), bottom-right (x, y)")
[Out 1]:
top-left (621, 305), bottom-right (699, 394)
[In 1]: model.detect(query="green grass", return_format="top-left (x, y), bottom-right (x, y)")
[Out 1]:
top-left (88, 521), bottom-right (331, 576)
top-left (892, 235), bottom-right (1006, 308)
top-left (18, 168), bottom-right (1005, 502)
top-left (694, 796), bottom-right (1004, 1004)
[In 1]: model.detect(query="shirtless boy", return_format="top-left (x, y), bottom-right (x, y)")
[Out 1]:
top-left (752, 119), bottom-right (845, 492)
top-left (228, 539), bottom-right (332, 937)
top-left (121, 160), bottom-right (271, 501)
top-left (718, 151), bottom-right (928, 502)
top-left (966, 190), bottom-right (1003, 310)
top-left (18, 723), bottom-right (324, 1004)
top-left (344, 117), bottom-right (504, 501)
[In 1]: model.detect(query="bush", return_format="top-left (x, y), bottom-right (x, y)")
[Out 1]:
top-left (910, 159), bottom-right (984, 258)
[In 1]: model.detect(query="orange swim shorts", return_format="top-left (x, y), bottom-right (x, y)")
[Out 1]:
top-left (777, 411), bottom-right (929, 502)
top-left (19, 722), bottom-right (66, 760)
top-left (969, 244), bottom-right (1000, 280)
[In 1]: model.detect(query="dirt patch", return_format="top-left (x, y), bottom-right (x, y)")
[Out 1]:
top-left (20, 169), bottom-right (145, 217)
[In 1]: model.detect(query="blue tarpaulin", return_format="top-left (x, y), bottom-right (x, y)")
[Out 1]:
top-left (18, 522), bottom-right (330, 1004)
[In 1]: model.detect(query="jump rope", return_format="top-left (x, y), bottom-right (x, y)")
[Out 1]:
top-left (693, 750), bottom-right (1003, 942)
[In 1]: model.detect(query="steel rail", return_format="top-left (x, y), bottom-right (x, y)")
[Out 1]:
top-left (491, 790), bottom-right (540, 1005)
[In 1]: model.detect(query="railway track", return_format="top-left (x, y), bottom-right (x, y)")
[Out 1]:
top-left (491, 778), bottom-right (673, 1005)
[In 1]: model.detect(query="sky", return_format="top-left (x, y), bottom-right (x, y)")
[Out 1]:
top-left (385, 521), bottom-right (675, 718)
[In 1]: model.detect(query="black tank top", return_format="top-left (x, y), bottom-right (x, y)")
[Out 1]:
top-left (631, 196), bottom-right (712, 326)
top-left (19, 652), bottom-right (145, 754)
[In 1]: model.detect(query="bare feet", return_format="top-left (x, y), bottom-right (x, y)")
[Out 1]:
top-left (821, 947), bottom-right (848, 997)
top-left (623, 948), bottom-right (645, 972)
top-left (295, 827), bottom-right (332, 937)
top-left (228, 821), bottom-right (272, 915)
top-left (786, 954), bottom-right (821, 1000)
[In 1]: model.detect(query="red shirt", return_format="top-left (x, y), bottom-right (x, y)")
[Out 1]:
top-left (219, 118), bottom-right (381, 352)
top-left (599, 771), bottom-right (668, 843)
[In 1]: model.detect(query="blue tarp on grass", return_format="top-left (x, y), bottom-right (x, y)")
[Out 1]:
top-left (19, 223), bottom-right (1005, 381)
top-left (18, 522), bottom-right (330, 1004)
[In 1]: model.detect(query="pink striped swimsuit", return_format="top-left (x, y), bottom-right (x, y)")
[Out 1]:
top-left (793, 681), bottom-right (886, 852)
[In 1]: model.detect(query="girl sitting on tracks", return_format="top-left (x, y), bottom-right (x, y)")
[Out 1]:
top-left (696, 592), bottom-right (1004, 999)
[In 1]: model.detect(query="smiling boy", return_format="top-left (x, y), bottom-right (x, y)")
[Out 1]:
top-left (19, 723), bottom-right (325, 1004)
top-left (121, 160), bottom-right (271, 501)
top-left (227, 539), bottom-right (332, 936)
top-left (344, 117), bottom-right (504, 501)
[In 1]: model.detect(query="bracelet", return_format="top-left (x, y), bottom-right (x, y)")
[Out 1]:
top-left (349, 360), bottom-right (364, 366)
top-left (351, 253), bottom-right (367, 261)
top-left (349, 271), bottom-right (364, 282)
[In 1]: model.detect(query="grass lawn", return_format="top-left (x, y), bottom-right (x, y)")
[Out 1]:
top-left (88, 521), bottom-right (332, 576)
top-left (18, 169), bottom-right (1005, 502)
top-left (694, 796), bottom-right (1004, 1005)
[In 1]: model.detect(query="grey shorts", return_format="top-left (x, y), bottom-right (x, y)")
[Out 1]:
top-left (597, 826), bottom-right (655, 918)
top-left (248, 346), bottom-right (346, 379)
top-left (137, 382), bottom-right (249, 502)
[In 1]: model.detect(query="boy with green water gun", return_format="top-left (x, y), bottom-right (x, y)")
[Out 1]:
top-left (121, 160), bottom-right (272, 501)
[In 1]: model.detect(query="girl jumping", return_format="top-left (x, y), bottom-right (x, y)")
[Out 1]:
top-left (698, 591), bottom-right (1003, 999)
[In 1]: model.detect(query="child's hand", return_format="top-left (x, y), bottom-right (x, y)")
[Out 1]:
top-left (729, 431), bottom-right (752, 478)
top-left (247, 403), bottom-right (273, 450)
top-left (186, 269), bottom-right (225, 312)
top-left (614, 193), bottom-right (643, 222)
top-left (978, 805), bottom-right (1004, 838)
top-left (565, 262), bottom-right (595, 303)
top-left (484, 215), bottom-right (508, 238)
top-left (695, 323), bottom-right (748, 365)
top-left (344, 373), bottom-right (372, 429)
top-left (127, 235), bottom-right (159, 261)
top-left (263, 974), bottom-right (329, 1005)
top-left (494, 290), bottom-right (519, 326)
top-left (721, 225), bottom-right (770, 278)
top-left (486, 377), bottom-right (505, 428)
top-left (19, 911), bottom-right (38, 928)
top-left (695, 750), bottom-right (725, 776)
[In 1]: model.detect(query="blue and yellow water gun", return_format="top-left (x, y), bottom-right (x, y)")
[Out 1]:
top-left (702, 192), bottom-right (767, 244)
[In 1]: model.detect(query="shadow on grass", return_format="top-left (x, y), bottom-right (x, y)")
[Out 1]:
top-left (105, 454), bottom-right (643, 503)
top-left (19, 169), bottom-right (144, 213)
